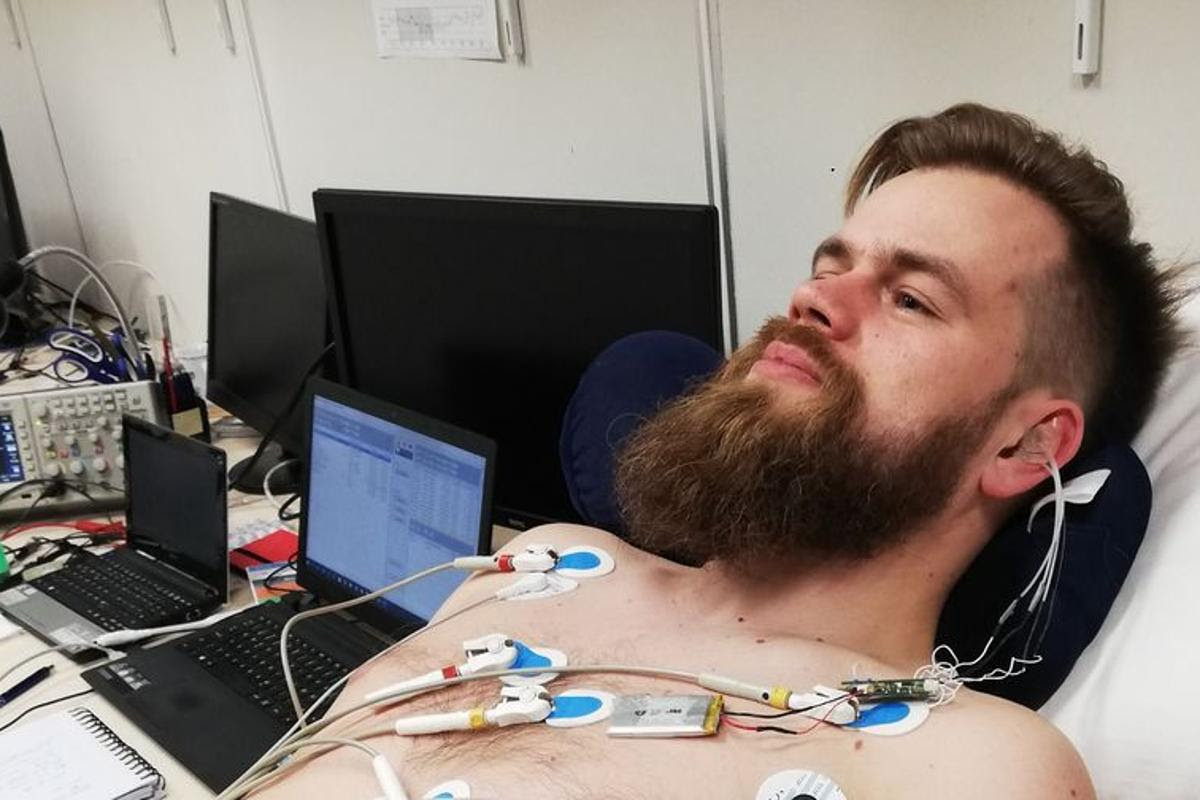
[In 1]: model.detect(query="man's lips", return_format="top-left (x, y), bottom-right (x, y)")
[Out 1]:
top-left (751, 340), bottom-right (823, 385)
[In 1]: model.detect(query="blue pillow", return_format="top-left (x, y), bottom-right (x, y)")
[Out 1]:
top-left (560, 331), bottom-right (1152, 709)
top-left (558, 331), bottom-right (723, 532)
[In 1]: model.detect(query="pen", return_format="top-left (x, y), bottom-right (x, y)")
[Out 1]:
top-left (0, 664), bottom-right (53, 709)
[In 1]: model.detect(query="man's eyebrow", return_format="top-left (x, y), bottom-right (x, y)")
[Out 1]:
top-left (810, 236), bottom-right (850, 274)
top-left (886, 246), bottom-right (971, 310)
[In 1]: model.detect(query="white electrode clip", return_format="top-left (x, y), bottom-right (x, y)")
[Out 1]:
top-left (454, 544), bottom-right (559, 574)
top-left (365, 633), bottom-right (518, 702)
top-left (392, 685), bottom-right (553, 736)
top-left (487, 685), bottom-right (554, 727)
top-left (461, 633), bottom-right (518, 674)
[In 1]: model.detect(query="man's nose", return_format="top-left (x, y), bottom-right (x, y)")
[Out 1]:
top-left (787, 273), bottom-right (871, 341)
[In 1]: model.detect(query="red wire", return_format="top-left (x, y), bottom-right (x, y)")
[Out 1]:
top-left (3, 519), bottom-right (126, 541)
top-left (721, 717), bottom-right (758, 732)
top-left (791, 700), bottom-right (847, 735)
top-left (721, 694), bottom-right (856, 736)
top-left (162, 339), bottom-right (178, 413)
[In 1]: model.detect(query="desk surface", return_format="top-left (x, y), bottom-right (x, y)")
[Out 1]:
top-left (0, 430), bottom-right (522, 798)
top-left (0, 435), bottom-right (269, 798)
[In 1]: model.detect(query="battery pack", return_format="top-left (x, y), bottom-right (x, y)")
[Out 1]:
top-left (606, 694), bottom-right (723, 738)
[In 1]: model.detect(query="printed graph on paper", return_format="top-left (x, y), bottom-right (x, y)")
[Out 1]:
top-left (373, 0), bottom-right (502, 60)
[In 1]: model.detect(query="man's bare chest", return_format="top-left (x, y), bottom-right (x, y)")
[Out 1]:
top-left (321, 582), bottom-right (935, 799)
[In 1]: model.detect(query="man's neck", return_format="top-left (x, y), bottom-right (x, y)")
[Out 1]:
top-left (660, 505), bottom-right (998, 671)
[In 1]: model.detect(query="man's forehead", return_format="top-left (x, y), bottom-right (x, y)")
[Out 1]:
top-left (835, 167), bottom-right (1069, 290)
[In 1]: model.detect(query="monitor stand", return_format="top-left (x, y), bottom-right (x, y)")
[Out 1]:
top-left (228, 441), bottom-right (303, 496)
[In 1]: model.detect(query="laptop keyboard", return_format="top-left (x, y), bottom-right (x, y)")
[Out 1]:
top-left (33, 553), bottom-right (202, 631)
top-left (176, 610), bottom-right (369, 725)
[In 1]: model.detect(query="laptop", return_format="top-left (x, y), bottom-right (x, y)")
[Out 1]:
top-left (0, 416), bottom-right (228, 660)
top-left (84, 378), bottom-right (496, 791)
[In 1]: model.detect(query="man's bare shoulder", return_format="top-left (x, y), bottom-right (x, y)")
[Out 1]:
top-left (502, 522), bottom-right (645, 557)
top-left (922, 690), bottom-right (1095, 799)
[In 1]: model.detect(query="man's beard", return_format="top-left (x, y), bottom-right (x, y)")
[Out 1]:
top-left (613, 317), bottom-right (1009, 575)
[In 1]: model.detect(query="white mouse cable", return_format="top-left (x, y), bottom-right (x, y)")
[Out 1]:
top-left (92, 607), bottom-right (250, 648)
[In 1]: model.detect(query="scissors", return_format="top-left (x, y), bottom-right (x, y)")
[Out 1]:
top-left (46, 327), bottom-right (136, 384)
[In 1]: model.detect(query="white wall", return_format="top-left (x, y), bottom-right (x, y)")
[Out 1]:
top-left (12, 0), bottom-right (280, 343)
top-left (247, 0), bottom-right (710, 213)
top-left (0, 0), bottom-right (81, 252)
top-left (0, 0), bottom-right (712, 345)
top-left (719, 0), bottom-right (1200, 337)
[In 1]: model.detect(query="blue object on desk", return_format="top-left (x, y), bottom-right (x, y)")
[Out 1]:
top-left (0, 664), bottom-right (53, 709)
top-left (46, 327), bottom-right (133, 384)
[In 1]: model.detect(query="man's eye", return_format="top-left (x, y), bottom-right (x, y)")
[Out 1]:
top-left (895, 291), bottom-right (929, 314)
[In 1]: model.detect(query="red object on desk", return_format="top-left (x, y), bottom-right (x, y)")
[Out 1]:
top-left (229, 529), bottom-right (298, 573)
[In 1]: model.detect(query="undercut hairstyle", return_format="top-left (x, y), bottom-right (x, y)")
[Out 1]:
top-left (846, 102), bottom-right (1189, 448)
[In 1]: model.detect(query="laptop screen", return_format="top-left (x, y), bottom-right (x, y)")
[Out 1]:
top-left (123, 417), bottom-right (229, 599)
top-left (302, 388), bottom-right (492, 624)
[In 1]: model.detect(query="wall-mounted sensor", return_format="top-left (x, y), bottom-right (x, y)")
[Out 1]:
top-left (1073, 0), bottom-right (1102, 75)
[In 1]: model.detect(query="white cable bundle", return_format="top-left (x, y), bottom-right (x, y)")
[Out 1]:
top-left (915, 458), bottom-right (1068, 702)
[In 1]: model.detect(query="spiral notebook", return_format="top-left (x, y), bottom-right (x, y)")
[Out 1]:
top-left (0, 706), bottom-right (165, 800)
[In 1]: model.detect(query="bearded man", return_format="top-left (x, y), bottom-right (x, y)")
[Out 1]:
top-left (251, 104), bottom-right (1182, 799)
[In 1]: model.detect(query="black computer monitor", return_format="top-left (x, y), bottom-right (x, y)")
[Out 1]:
top-left (206, 193), bottom-right (330, 492)
top-left (0, 128), bottom-right (29, 264)
top-left (314, 189), bottom-right (723, 529)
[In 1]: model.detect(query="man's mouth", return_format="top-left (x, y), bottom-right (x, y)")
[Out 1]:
top-left (749, 340), bottom-right (823, 386)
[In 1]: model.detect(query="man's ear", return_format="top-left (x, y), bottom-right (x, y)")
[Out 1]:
top-left (980, 399), bottom-right (1085, 500)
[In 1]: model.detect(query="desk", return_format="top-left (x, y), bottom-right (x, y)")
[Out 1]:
top-left (0, 427), bottom-right (521, 798)
top-left (0, 434), bottom-right (275, 797)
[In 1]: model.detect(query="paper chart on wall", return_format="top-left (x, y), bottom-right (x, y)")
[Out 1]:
top-left (372, 0), bottom-right (502, 60)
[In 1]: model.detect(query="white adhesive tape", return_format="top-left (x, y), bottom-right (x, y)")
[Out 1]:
top-left (755, 769), bottom-right (848, 800)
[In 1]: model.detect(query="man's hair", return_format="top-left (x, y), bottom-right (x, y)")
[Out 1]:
top-left (845, 102), bottom-right (1188, 447)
